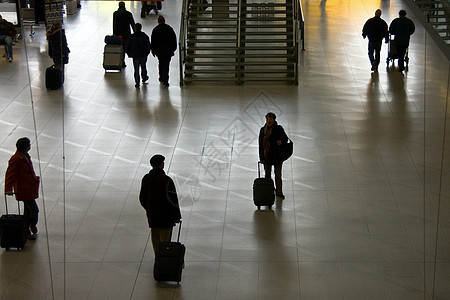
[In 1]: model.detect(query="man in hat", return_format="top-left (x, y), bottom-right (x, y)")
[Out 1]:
top-left (4, 137), bottom-right (40, 240)
top-left (113, 1), bottom-right (135, 68)
top-left (139, 154), bottom-right (181, 253)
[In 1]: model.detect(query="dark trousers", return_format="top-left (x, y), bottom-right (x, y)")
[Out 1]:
top-left (158, 56), bottom-right (172, 84)
top-left (23, 200), bottom-right (39, 235)
top-left (151, 227), bottom-right (172, 253)
top-left (264, 163), bottom-right (283, 195)
top-left (121, 36), bottom-right (129, 67)
top-left (368, 40), bottom-right (382, 67)
top-left (396, 45), bottom-right (407, 69)
top-left (132, 56), bottom-right (148, 84)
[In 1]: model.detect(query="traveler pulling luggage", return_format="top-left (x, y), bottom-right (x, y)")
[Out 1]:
top-left (253, 162), bottom-right (275, 210)
top-left (153, 221), bottom-right (185, 283)
top-left (0, 194), bottom-right (27, 250)
top-left (103, 35), bottom-right (123, 71)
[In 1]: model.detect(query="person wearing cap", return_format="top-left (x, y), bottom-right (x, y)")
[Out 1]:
top-left (258, 112), bottom-right (288, 199)
top-left (4, 137), bottom-right (40, 240)
top-left (113, 1), bottom-right (135, 68)
top-left (139, 154), bottom-right (181, 253)
top-left (389, 9), bottom-right (415, 72)
top-left (151, 16), bottom-right (177, 87)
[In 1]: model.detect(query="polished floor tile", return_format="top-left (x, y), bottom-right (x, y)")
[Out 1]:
top-left (0, 0), bottom-right (449, 299)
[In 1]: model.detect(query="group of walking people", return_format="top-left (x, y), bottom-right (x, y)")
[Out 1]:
top-left (362, 9), bottom-right (415, 72)
top-left (113, 1), bottom-right (177, 88)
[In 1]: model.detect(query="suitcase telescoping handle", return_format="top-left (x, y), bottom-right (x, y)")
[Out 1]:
top-left (258, 161), bottom-right (264, 178)
top-left (4, 193), bottom-right (20, 215)
top-left (176, 220), bottom-right (182, 243)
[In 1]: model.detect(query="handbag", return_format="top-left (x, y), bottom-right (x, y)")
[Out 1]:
top-left (278, 138), bottom-right (293, 162)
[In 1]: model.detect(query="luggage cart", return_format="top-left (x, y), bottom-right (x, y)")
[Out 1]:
top-left (386, 34), bottom-right (409, 69)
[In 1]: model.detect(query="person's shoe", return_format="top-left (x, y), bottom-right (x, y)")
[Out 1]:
top-left (122, 63), bottom-right (127, 68)
top-left (163, 82), bottom-right (169, 87)
top-left (135, 83), bottom-right (140, 88)
top-left (276, 193), bottom-right (285, 199)
top-left (27, 234), bottom-right (37, 240)
top-left (8, 57), bottom-right (13, 62)
top-left (399, 66), bottom-right (405, 72)
top-left (30, 226), bottom-right (38, 234)
top-left (142, 76), bottom-right (149, 83)
top-left (371, 65), bottom-right (375, 71)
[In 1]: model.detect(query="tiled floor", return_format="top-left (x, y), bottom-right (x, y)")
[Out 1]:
top-left (0, 0), bottom-right (450, 299)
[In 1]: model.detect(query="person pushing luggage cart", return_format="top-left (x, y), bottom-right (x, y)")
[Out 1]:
top-left (388, 9), bottom-right (415, 72)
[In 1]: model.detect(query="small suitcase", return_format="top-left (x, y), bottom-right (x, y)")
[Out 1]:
top-left (103, 45), bottom-right (123, 71)
top-left (45, 65), bottom-right (62, 90)
top-left (253, 162), bottom-right (275, 210)
top-left (0, 194), bottom-right (27, 250)
top-left (153, 221), bottom-right (185, 283)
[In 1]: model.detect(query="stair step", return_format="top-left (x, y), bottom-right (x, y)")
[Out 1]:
top-left (188, 44), bottom-right (293, 48)
top-left (187, 37), bottom-right (291, 41)
top-left (185, 61), bottom-right (291, 66)
top-left (430, 21), bottom-right (450, 25)
top-left (189, 16), bottom-right (291, 22)
top-left (188, 23), bottom-right (289, 29)
top-left (187, 31), bottom-right (289, 36)
top-left (187, 39), bottom-right (293, 44)
top-left (186, 53), bottom-right (295, 58)
top-left (183, 76), bottom-right (295, 82)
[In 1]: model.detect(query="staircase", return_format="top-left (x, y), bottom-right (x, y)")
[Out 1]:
top-left (415, 0), bottom-right (450, 45)
top-left (179, 0), bottom-right (302, 85)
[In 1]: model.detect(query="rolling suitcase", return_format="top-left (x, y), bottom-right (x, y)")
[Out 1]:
top-left (45, 65), bottom-right (62, 90)
top-left (253, 162), bottom-right (275, 210)
top-left (0, 194), bottom-right (27, 250)
top-left (153, 221), bottom-right (185, 283)
top-left (103, 44), bottom-right (123, 71)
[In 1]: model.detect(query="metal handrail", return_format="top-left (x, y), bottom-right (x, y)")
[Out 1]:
top-left (237, 0), bottom-right (243, 84)
top-left (179, 0), bottom-right (189, 86)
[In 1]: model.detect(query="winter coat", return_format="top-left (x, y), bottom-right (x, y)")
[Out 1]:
top-left (47, 28), bottom-right (69, 64)
top-left (389, 16), bottom-right (415, 46)
top-left (4, 151), bottom-right (40, 201)
top-left (362, 16), bottom-right (388, 42)
top-left (139, 168), bottom-right (181, 228)
top-left (113, 7), bottom-right (135, 38)
top-left (259, 122), bottom-right (288, 165)
top-left (151, 23), bottom-right (177, 58)
top-left (125, 31), bottom-right (151, 58)
top-left (0, 19), bottom-right (16, 37)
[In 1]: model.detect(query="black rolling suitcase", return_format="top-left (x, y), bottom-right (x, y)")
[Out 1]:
top-left (45, 65), bottom-right (62, 90)
top-left (153, 221), bottom-right (185, 283)
top-left (0, 194), bottom-right (27, 250)
top-left (253, 162), bottom-right (275, 210)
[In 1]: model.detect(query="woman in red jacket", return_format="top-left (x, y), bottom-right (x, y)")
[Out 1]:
top-left (4, 137), bottom-right (40, 240)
